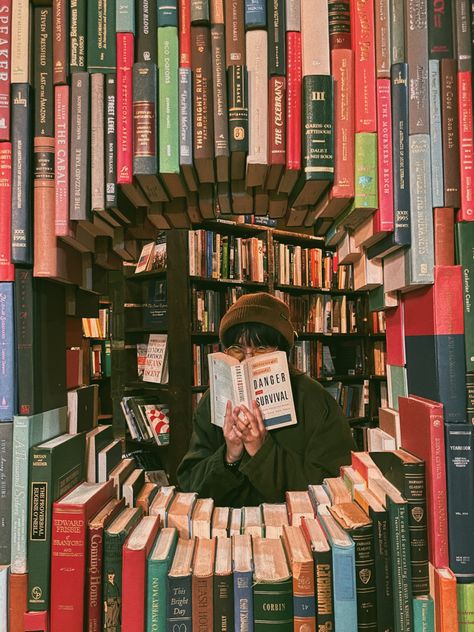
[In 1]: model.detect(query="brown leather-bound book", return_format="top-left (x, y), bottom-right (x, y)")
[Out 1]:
top-left (9, 572), bottom-right (28, 632)
top-left (192, 538), bottom-right (217, 632)
top-left (135, 482), bottom-right (159, 515)
top-left (33, 136), bottom-right (56, 277)
top-left (433, 207), bottom-right (454, 266)
top-left (440, 59), bottom-right (461, 208)
top-left (191, 26), bottom-right (215, 183)
top-left (224, 0), bottom-right (245, 66)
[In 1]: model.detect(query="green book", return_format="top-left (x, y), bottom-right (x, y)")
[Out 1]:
top-left (158, 26), bottom-right (180, 176)
top-left (103, 507), bottom-right (143, 629)
top-left (87, 0), bottom-right (116, 72)
top-left (27, 432), bottom-right (86, 610)
top-left (413, 596), bottom-right (434, 632)
top-left (457, 582), bottom-right (474, 631)
top-left (354, 132), bottom-right (378, 214)
top-left (252, 537), bottom-right (293, 632)
top-left (146, 527), bottom-right (178, 632)
top-left (10, 407), bottom-right (68, 575)
top-left (455, 221), bottom-right (474, 373)
top-left (70, 0), bottom-right (87, 72)
top-left (103, 340), bottom-right (112, 377)
top-left (387, 364), bottom-right (408, 411)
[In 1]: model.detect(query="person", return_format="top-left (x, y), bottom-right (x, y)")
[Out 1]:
top-left (103, 569), bottom-right (121, 631)
top-left (177, 292), bottom-right (356, 506)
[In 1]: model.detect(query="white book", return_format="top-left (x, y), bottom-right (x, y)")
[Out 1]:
top-left (143, 334), bottom-right (168, 384)
top-left (301, 0), bottom-right (330, 76)
top-left (246, 30), bottom-right (268, 187)
top-left (208, 350), bottom-right (297, 430)
top-left (97, 439), bottom-right (123, 483)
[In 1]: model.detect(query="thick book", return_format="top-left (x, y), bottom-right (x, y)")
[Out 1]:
top-left (428, 60), bottom-right (444, 208)
top-left (253, 536), bottom-right (293, 632)
top-left (245, 29), bottom-right (268, 188)
top-left (147, 527), bottom-right (179, 632)
top-left (167, 492), bottom-right (198, 538)
top-left (167, 537), bottom-right (196, 632)
top-left (232, 533), bottom-right (254, 632)
top-left (213, 536), bottom-right (234, 632)
top-left (27, 432), bottom-right (86, 610)
top-left (208, 350), bottom-right (297, 429)
top-left (211, 17), bottom-right (230, 182)
top-left (192, 538), bottom-right (217, 631)
top-left (369, 449), bottom-right (429, 596)
top-left (351, 0), bottom-right (376, 132)
top-left (10, 407), bottom-right (67, 574)
top-left (191, 497), bottom-right (214, 538)
top-left (261, 503), bottom-right (288, 538)
top-left (282, 525), bottom-right (316, 632)
top-left (398, 395), bottom-right (449, 568)
top-left (50, 481), bottom-right (115, 632)
top-left (122, 515), bottom-right (161, 630)
top-left (133, 62), bottom-right (158, 176)
top-left (32, 135), bottom-right (56, 278)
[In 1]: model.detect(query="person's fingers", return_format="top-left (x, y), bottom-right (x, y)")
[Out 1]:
top-left (252, 400), bottom-right (266, 433)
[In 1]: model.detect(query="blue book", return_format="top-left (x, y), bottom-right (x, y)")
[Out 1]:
top-left (245, 0), bottom-right (267, 29)
top-left (167, 538), bottom-right (195, 632)
top-left (206, 231), bottom-right (213, 277)
top-left (413, 596), bottom-right (434, 632)
top-left (428, 60), bottom-right (444, 208)
top-left (0, 283), bottom-right (15, 421)
top-left (319, 513), bottom-right (357, 632)
top-left (232, 534), bottom-right (254, 632)
top-left (11, 84), bottom-right (33, 265)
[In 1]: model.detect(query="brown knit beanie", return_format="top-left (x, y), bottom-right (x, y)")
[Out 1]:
top-left (219, 292), bottom-right (295, 348)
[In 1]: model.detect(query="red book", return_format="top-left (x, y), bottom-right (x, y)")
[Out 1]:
top-left (87, 497), bottom-right (126, 632)
top-left (432, 567), bottom-right (458, 632)
top-left (33, 136), bottom-right (56, 277)
top-left (398, 395), bottom-right (449, 568)
top-left (433, 207), bottom-right (455, 265)
top-left (50, 481), bottom-right (115, 632)
top-left (24, 611), bottom-right (49, 631)
top-left (116, 32), bottom-right (134, 184)
top-left (375, 78), bottom-right (394, 233)
top-left (0, 142), bottom-right (13, 280)
top-left (266, 75), bottom-right (286, 191)
top-left (385, 302), bottom-right (405, 366)
top-left (121, 515), bottom-right (161, 630)
top-left (9, 572), bottom-right (28, 632)
top-left (457, 70), bottom-right (474, 221)
top-left (351, 0), bottom-right (376, 132)
top-left (54, 84), bottom-right (69, 237)
top-left (0, 0), bottom-right (11, 141)
top-left (331, 48), bottom-right (355, 200)
top-left (286, 31), bottom-right (301, 172)
top-left (179, 0), bottom-right (191, 68)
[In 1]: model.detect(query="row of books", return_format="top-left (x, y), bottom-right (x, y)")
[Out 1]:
top-left (135, 235), bottom-right (168, 275)
top-left (81, 307), bottom-right (111, 339)
top-left (121, 395), bottom-right (170, 445)
top-left (289, 338), bottom-right (366, 380)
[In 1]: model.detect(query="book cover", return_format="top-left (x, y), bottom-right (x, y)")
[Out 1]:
top-left (282, 525), bottom-right (316, 632)
top-left (192, 538), bottom-right (217, 631)
top-left (208, 350), bottom-right (297, 429)
top-left (0, 0), bottom-right (10, 141)
top-left (137, 0), bottom-right (157, 62)
top-left (213, 535), bottom-right (234, 632)
top-left (147, 527), bottom-right (179, 631)
top-left (0, 422), bottom-right (12, 564)
top-left (167, 537), bottom-right (195, 632)
top-left (143, 334), bottom-right (169, 384)
top-left (0, 144), bottom-right (13, 281)
top-left (67, 384), bottom-right (99, 434)
top-left (455, 221), bottom-right (474, 373)
top-left (116, 32), bottom-right (134, 184)
top-left (87, 0), bottom-right (116, 72)
top-left (69, 0), bottom-right (87, 72)
top-left (0, 283), bottom-right (14, 421)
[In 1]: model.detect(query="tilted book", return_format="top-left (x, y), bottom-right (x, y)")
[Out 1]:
top-left (208, 350), bottom-right (297, 429)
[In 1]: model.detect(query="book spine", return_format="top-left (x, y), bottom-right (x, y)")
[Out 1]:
top-left (253, 578), bottom-right (293, 631)
top-left (391, 62), bottom-right (411, 246)
top-left (427, 0), bottom-right (453, 58)
top-left (458, 70), bottom-right (474, 220)
top-left (13, 269), bottom-right (34, 417)
top-left (286, 31), bottom-right (301, 171)
top-left (457, 583), bottom-right (474, 628)
top-left (213, 573), bottom-right (234, 632)
top-left (292, 560), bottom-right (316, 632)
top-left (267, 0), bottom-right (286, 76)
top-left (0, 144), bottom-right (13, 281)
top-left (376, 79), bottom-right (394, 231)
top-left (87, 524), bottom-right (105, 632)
top-left (105, 73), bottom-right (117, 209)
top-left (444, 424), bottom-right (474, 581)
top-left (10, 0), bottom-right (29, 84)
top-left (434, 332), bottom-right (468, 424)
top-left (116, 32), bottom-right (134, 184)
top-left (33, 136), bottom-right (56, 278)
top-left (455, 222), bottom-right (474, 372)
top-left (225, 0), bottom-right (245, 66)
top-left (87, 0), bottom-right (116, 72)
top-left (137, 0), bottom-right (157, 63)
top-left (314, 549), bottom-right (335, 631)
top-left (191, 26), bottom-right (215, 178)
top-left (352, 525), bottom-right (378, 631)
top-left (133, 62), bottom-right (157, 175)
top-left (0, 422), bottom-right (12, 564)
top-left (158, 26), bottom-right (180, 175)
top-left (54, 85), bottom-right (69, 236)
top-left (34, 7), bottom-right (54, 138)
top-left (192, 575), bottom-right (214, 632)
top-left (407, 134), bottom-right (434, 284)
top-left (90, 73), bottom-right (105, 211)
top-left (179, 0), bottom-right (192, 67)
top-left (179, 66), bottom-right (194, 171)
top-left (122, 549), bottom-right (148, 630)
top-left (369, 508), bottom-right (394, 631)
top-left (429, 59), bottom-right (444, 207)
top-left (10, 416), bottom-right (30, 573)
top-left (191, 0), bottom-right (210, 24)
top-left (53, 0), bottom-right (68, 85)
top-left (246, 29), bottom-right (268, 185)
top-left (375, 0), bottom-right (390, 77)
top-left (331, 546), bottom-right (358, 631)
top-left (268, 76), bottom-right (286, 170)
top-left (332, 49), bottom-right (355, 199)
top-left (412, 597), bottom-right (434, 631)
top-left (354, 132), bottom-right (378, 210)
top-left (117, 0), bottom-right (136, 32)
top-left (233, 570), bottom-right (253, 632)
top-left (467, 373), bottom-right (474, 425)
top-left (440, 58), bottom-right (461, 207)
top-left (301, 74), bottom-right (334, 179)
top-left (147, 560), bottom-right (169, 632)
top-left (406, 0), bottom-right (429, 134)
top-left (388, 500), bottom-right (413, 632)
top-left (433, 206), bottom-right (454, 265)
top-left (69, 0), bottom-right (87, 72)
top-left (167, 575), bottom-right (193, 632)
top-left (328, 0), bottom-right (350, 49)
top-left (8, 572), bottom-right (28, 632)
top-left (211, 23), bottom-right (230, 169)
top-left (0, 0), bottom-right (11, 141)
top-left (245, 0), bottom-right (266, 29)
top-left (69, 72), bottom-right (90, 220)
top-left (351, 0), bottom-right (376, 131)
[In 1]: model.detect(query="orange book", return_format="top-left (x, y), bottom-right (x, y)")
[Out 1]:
top-left (432, 566), bottom-right (458, 632)
top-left (285, 490), bottom-right (315, 526)
top-left (282, 525), bottom-right (316, 632)
top-left (23, 611), bottom-right (49, 631)
top-left (192, 538), bottom-right (216, 632)
top-left (9, 573), bottom-right (28, 632)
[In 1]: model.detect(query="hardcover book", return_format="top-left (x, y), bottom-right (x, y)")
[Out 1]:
top-left (208, 350), bottom-right (297, 429)
top-left (455, 221), bottom-right (474, 373)
top-left (147, 527), bottom-right (179, 632)
top-left (282, 525), bottom-right (316, 632)
top-left (192, 538), bottom-right (217, 631)
top-left (167, 492), bottom-right (198, 538)
top-left (0, 422), bottom-right (12, 565)
top-left (214, 535), bottom-right (234, 632)
top-left (232, 533), bottom-right (254, 631)
top-left (167, 537), bottom-right (196, 632)
top-left (0, 283), bottom-right (14, 421)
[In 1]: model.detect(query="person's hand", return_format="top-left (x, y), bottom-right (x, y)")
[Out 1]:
top-left (223, 400), bottom-right (244, 463)
top-left (233, 401), bottom-right (267, 457)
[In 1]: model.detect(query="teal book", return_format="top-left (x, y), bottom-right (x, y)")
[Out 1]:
top-left (10, 407), bottom-right (68, 574)
top-left (428, 60), bottom-right (444, 208)
top-left (387, 364), bottom-right (408, 411)
top-left (87, 0), bottom-right (116, 72)
top-left (167, 537), bottom-right (196, 632)
top-left (116, 0), bottom-right (135, 33)
top-left (252, 537), bottom-right (293, 632)
top-left (158, 27), bottom-right (180, 176)
top-left (27, 432), bottom-right (86, 610)
top-left (413, 596), bottom-right (434, 632)
top-left (147, 527), bottom-right (179, 632)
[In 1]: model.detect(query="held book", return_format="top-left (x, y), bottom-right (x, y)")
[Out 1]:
top-left (208, 350), bottom-right (297, 429)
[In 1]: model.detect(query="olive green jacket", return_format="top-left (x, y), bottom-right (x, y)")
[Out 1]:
top-left (176, 372), bottom-right (356, 507)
